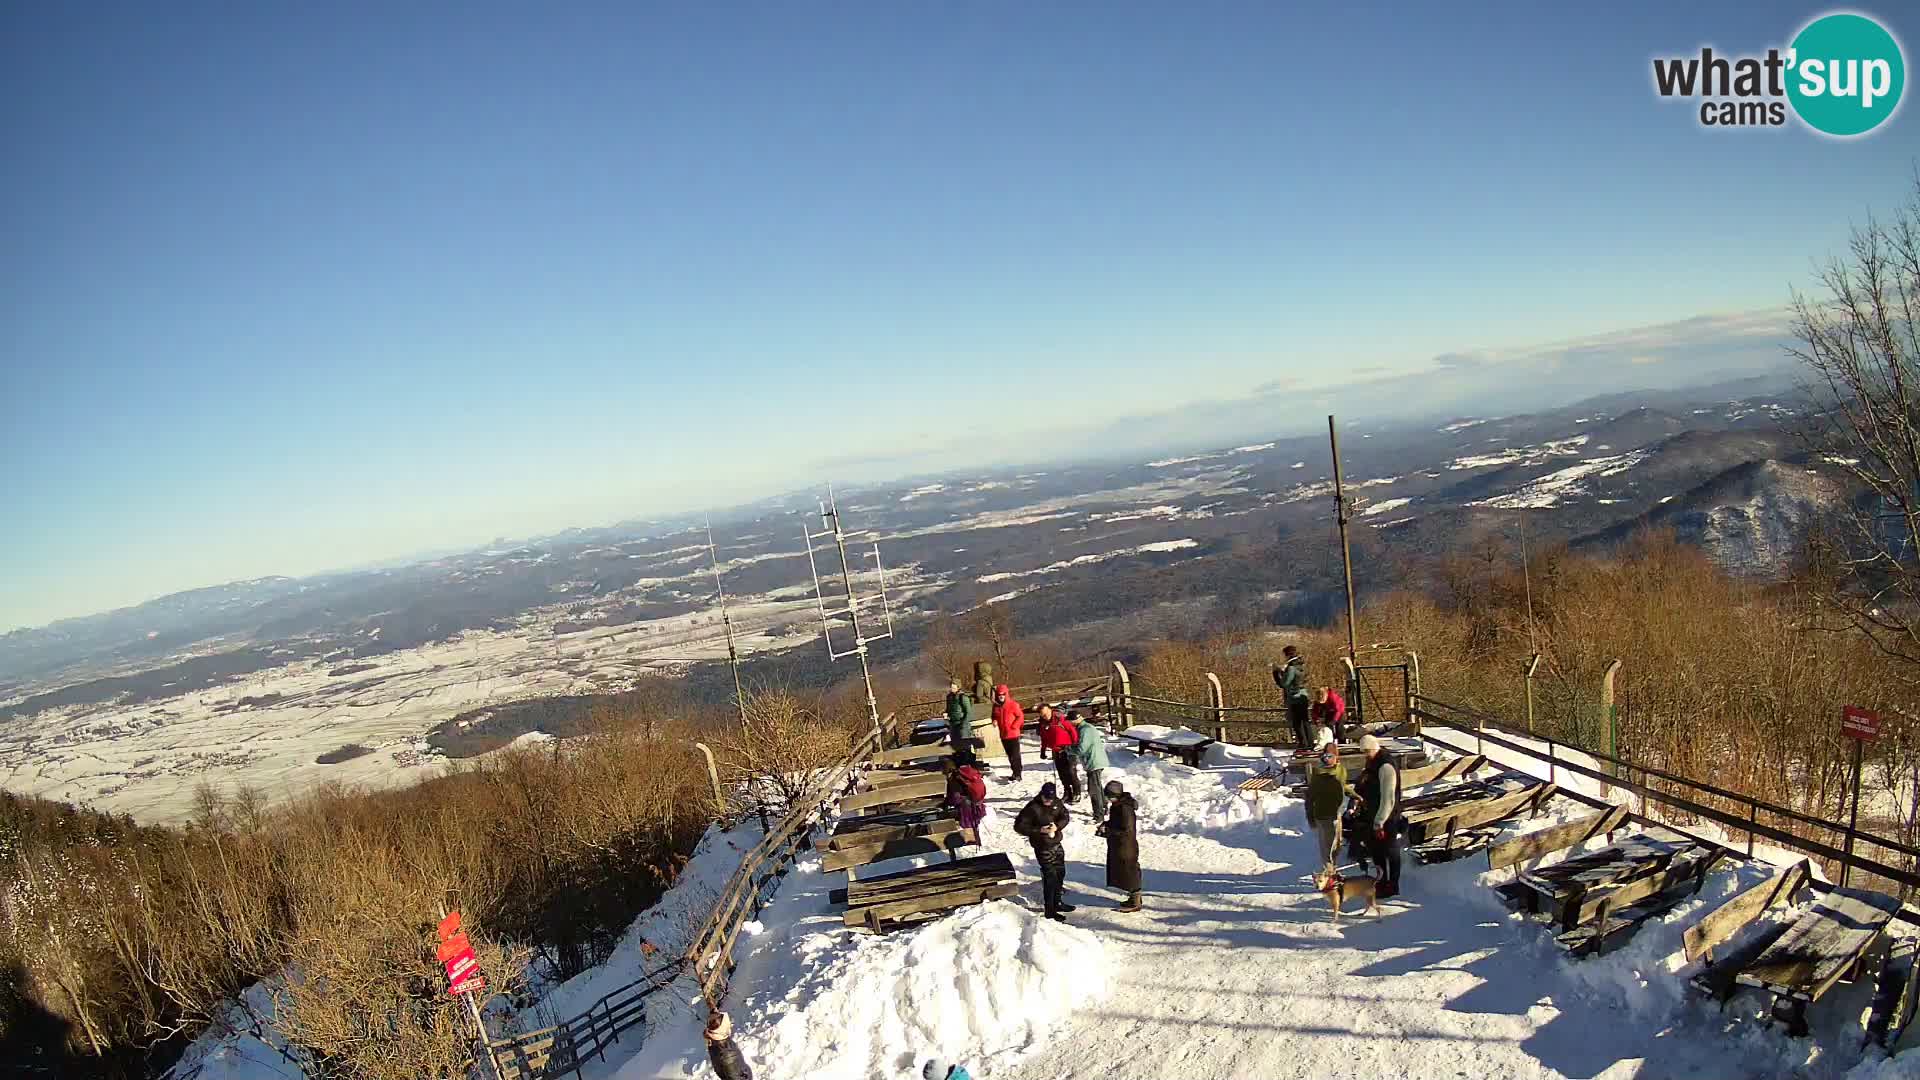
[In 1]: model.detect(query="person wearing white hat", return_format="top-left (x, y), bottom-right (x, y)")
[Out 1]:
top-left (1354, 734), bottom-right (1404, 898)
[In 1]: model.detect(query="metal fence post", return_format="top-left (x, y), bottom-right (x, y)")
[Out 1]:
top-left (1747, 797), bottom-right (1758, 859)
top-left (1548, 740), bottom-right (1556, 785)
top-left (1205, 673), bottom-right (1225, 742)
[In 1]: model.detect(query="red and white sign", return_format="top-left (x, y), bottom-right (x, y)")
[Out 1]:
top-left (1842, 705), bottom-right (1882, 741)
top-left (437, 910), bottom-right (486, 997)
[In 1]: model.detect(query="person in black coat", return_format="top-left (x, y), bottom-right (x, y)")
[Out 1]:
top-left (1013, 783), bottom-right (1076, 921)
top-left (1096, 779), bottom-right (1142, 913)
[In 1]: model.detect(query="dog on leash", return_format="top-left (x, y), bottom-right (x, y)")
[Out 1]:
top-left (1313, 871), bottom-right (1380, 920)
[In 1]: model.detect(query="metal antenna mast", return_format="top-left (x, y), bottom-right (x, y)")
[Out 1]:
top-left (802, 485), bottom-right (895, 739)
top-left (1328, 416), bottom-right (1360, 667)
top-left (707, 518), bottom-right (749, 727)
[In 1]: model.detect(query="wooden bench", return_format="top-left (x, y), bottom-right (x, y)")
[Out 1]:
top-left (818, 808), bottom-right (965, 852)
top-left (1488, 804), bottom-right (1630, 874)
top-left (1684, 860), bottom-right (1810, 967)
top-left (1869, 937), bottom-right (1920, 1049)
top-left (1402, 777), bottom-right (1555, 864)
top-left (834, 852), bottom-right (1018, 931)
top-left (1399, 754), bottom-right (1488, 790)
top-left (1734, 888), bottom-right (1902, 1034)
top-left (1512, 827), bottom-right (1701, 920)
top-left (1282, 738), bottom-right (1429, 779)
top-left (1124, 729), bottom-right (1217, 768)
top-left (840, 774), bottom-right (949, 814)
top-left (820, 828), bottom-right (979, 874)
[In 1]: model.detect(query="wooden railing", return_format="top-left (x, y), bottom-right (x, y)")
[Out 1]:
top-left (1411, 693), bottom-right (1920, 899)
top-left (487, 957), bottom-right (684, 1080)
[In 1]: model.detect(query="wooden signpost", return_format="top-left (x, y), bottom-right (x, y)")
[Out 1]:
top-left (1841, 706), bottom-right (1880, 889)
top-left (439, 909), bottom-right (502, 1079)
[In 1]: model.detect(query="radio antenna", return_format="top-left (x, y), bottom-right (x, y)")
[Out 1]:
top-left (801, 485), bottom-right (894, 740)
top-left (707, 518), bottom-right (749, 727)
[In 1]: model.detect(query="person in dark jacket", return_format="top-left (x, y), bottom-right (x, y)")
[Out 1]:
top-left (1097, 779), bottom-right (1142, 912)
top-left (705, 1010), bottom-right (753, 1080)
top-left (1013, 783), bottom-right (1075, 921)
top-left (1272, 645), bottom-right (1311, 750)
top-left (945, 681), bottom-right (974, 762)
top-left (1354, 733), bottom-right (1403, 898)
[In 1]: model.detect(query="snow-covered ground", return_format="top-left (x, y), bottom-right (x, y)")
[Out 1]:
top-left (542, 731), bottom-right (1920, 1079)
top-left (175, 724), bottom-right (1920, 1079)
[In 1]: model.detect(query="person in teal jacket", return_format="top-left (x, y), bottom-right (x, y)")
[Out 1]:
top-left (923, 1058), bottom-right (971, 1080)
top-left (944, 681), bottom-right (974, 761)
top-left (1074, 712), bottom-right (1111, 819)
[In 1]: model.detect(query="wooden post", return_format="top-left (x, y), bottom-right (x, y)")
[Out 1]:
top-left (1205, 673), bottom-right (1226, 742)
top-left (1329, 415), bottom-right (1360, 670)
top-left (694, 742), bottom-right (726, 819)
top-left (1844, 737), bottom-right (1864, 889)
top-left (1747, 798), bottom-right (1758, 859)
top-left (1111, 661), bottom-right (1133, 730)
top-left (1599, 659), bottom-right (1622, 781)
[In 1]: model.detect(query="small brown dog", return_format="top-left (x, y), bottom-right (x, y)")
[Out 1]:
top-left (1313, 871), bottom-right (1380, 920)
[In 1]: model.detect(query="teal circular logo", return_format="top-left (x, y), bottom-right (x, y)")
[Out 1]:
top-left (1788, 13), bottom-right (1905, 137)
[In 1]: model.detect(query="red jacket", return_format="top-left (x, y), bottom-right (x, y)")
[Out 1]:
top-left (991, 685), bottom-right (1026, 740)
top-left (1310, 690), bottom-right (1346, 729)
top-left (1039, 713), bottom-right (1079, 753)
top-left (951, 765), bottom-right (987, 804)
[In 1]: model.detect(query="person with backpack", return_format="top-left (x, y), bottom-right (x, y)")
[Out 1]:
top-left (1097, 778), bottom-right (1142, 912)
top-left (991, 684), bottom-right (1027, 781)
top-left (704, 1010), bottom-right (753, 1080)
top-left (1038, 704), bottom-right (1082, 802)
top-left (1303, 737), bottom-right (1349, 878)
top-left (1013, 783), bottom-right (1075, 921)
top-left (941, 757), bottom-right (988, 831)
top-left (1074, 711), bottom-right (1111, 820)
top-left (945, 680), bottom-right (974, 762)
top-left (1272, 645), bottom-right (1311, 750)
top-left (1355, 733), bottom-right (1404, 898)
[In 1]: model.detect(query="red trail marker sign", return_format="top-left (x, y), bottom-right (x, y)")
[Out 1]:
top-left (1843, 705), bottom-right (1882, 741)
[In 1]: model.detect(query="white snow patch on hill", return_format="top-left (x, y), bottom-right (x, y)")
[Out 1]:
top-left (1472, 450), bottom-right (1651, 509)
top-left (1361, 497), bottom-right (1413, 517)
top-left (975, 539), bottom-right (1199, 584)
top-left (1449, 435), bottom-right (1590, 471)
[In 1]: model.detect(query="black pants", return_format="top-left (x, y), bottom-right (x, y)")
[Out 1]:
top-left (1036, 845), bottom-right (1067, 914)
top-left (1369, 829), bottom-right (1402, 886)
top-left (1054, 750), bottom-right (1082, 802)
top-left (1002, 737), bottom-right (1023, 779)
top-left (1288, 697), bottom-right (1312, 749)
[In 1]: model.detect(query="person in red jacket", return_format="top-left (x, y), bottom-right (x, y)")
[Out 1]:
top-left (1036, 704), bottom-right (1082, 802)
top-left (1310, 687), bottom-right (1347, 742)
top-left (991, 684), bottom-right (1027, 780)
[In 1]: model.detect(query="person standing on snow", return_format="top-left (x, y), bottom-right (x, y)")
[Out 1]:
top-left (1014, 782), bottom-right (1076, 921)
top-left (1303, 737), bottom-right (1349, 878)
top-left (1098, 778), bottom-right (1143, 912)
top-left (1074, 711), bottom-right (1111, 820)
top-left (704, 1011), bottom-right (753, 1080)
top-left (1310, 686), bottom-right (1347, 742)
top-left (1038, 704), bottom-right (1082, 803)
top-left (945, 681), bottom-right (974, 762)
top-left (991, 684), bottom-right (1027, 781)
top-left (1273, 645), bottom-right (1311, 750)
top-left (923, 1059), bottom-right (972, 1080)
top-left (1355, 733), bottom-right (1404, 898)
top-left (942, 757), bottom-right (988, 832)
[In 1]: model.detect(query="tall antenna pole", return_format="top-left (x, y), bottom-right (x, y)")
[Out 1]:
top-left (802, 486), bottom-right (893, 741)
top-left (1328, 415), bottom-right (1360, 667)
top-left (707, 519), bottom-right (749, 727)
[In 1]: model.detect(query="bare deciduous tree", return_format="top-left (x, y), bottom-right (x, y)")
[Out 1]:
top-left (1792, 177), bottom-right (1920, 679)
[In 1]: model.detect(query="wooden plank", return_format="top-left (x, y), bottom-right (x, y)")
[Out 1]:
top-left (1403, 777), bottom-right (1538, 843)
top-left (843, 881), bottom-right (1019, 928)
top-left (1560, 847), bottom-right (1715, 929)
top-left (1399, 754), bottom-right (1488, 789)
top-left (1409, 824), bottom-right (1505, 864)
top-left (1692, 922), bottom-right (1792, 1002)
top-left (1523, 830), bottom-right (1697, 908)
top-left (819, 810), bottom-right (961, 851)
top-left (1683, 860), bottom-right (1811, 963)
top-left (840, 774), bottom-right (949, 813)
top-left (1558, 882), bottom-right (1701, 959)
top-left (873, 742), bottom-right (959, 766)
top-left (820, 829), bottom-right (978, 873)
top-left (1737, 888), bottom-right (1901, 1002)
top-left (1487, 804), bottom-right (1629, 872)
top-left (857, 766), bottom-right (946, 793)
top-left (833, 853), bottom-right (1016, 905)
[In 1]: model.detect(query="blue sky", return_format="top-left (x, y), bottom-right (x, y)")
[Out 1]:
top-left (2, 1), bottom-right (1915, 631)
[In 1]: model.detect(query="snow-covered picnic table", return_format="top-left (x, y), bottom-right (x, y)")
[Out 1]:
top-left (1120, 727), bottom-right (1216, 767)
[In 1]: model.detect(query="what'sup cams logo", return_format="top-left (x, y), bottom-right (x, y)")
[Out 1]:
top-left (1653, 11), bottom-right (1905, 136)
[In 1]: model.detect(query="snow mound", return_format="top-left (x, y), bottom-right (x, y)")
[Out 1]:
top-left (737, 901), bottom-right (1106, 1079)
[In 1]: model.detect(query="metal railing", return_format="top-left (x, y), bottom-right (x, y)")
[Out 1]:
top-left (487, 958), bottom-right (684, 1080)
top-left (1411, 693), bottom-right (1920, 897)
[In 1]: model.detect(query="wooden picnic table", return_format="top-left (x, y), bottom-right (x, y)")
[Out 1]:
top-left (833, 852), bottom-right (1018, 930)
top-left (1517, 828), bottom-right (1694, 903)
top-left (1284, 738), bottom-right (1428, 776)
top-left (1399, 774), bottom-right (1545, 847)
top-left (1735, 887), bottom-right (1902, 1033)
top-left (1124, 729), bottom-right (1217, 767)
